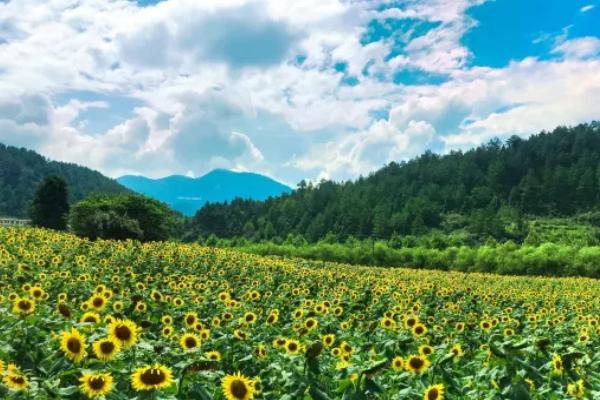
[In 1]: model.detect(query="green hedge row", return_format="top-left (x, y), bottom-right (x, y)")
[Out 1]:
top-left (225, 240), bottom-right (600, 278)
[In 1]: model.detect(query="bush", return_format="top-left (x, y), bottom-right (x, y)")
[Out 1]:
top-left (70, 193), bottom-right (178, 241)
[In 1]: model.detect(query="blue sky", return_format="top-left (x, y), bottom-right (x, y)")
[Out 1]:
top-left (0, 0), bottom-right (599, 185)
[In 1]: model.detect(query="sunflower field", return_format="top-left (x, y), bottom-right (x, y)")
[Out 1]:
top-left (1, 227), bottom-right (600, 399)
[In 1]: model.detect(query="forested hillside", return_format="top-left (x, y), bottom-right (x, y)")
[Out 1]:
top-left (0, 143), bottom-right (129, 218)
top-left (187, 122), bottom-right (600, 243)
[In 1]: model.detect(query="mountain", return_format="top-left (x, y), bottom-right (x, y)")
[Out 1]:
top-left (117, 169), bottom-right (292, 216)
top-left (186, 122), bottom-right (600, 242)
top-left (0, 143), bottom-right (129, 218)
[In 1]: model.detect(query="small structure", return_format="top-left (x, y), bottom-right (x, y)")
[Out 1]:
top-left (0, 217), bottom-right (31, 227)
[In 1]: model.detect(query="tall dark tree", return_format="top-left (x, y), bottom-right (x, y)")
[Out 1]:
top-left (30, 175), bottom-right (69, 230)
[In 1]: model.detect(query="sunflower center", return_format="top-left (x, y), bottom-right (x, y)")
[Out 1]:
top-left (67, 337), bottom-right (82, 353)
top-left (409, 358), bottom-right (424, 369)
top-left (18, 300), bottom-right (31, 310)
top-left (427, 388), bottom-right (439, 400)
top-left (58, 303), bottom-right (71, 317)
top-left (230, 379), bottom-right (248, 399)
top-left (186, 316), bottom-right (195, 325)
top-left (100, 341), bottom-right (115, 354)
top-left (12, 376), bottom-right (25, 385)
top-left (115, 325), bottom-right (132, 341)
top-left (93, 298), bottom-right (104, 307)
top-left (288, 343), bottom-right (298, 351)
top-left (89, 377), bottom-right (106, 390)
top-left (140, 369), bottom-right (166, 385)
top-left (185, 337), bottom-right (197, 348)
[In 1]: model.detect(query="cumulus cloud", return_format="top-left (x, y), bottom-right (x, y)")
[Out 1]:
top-left (117, 1), bottom-right (300, 70)
top-left (0, 0), bottom-right (598, 184)
top-left (295, 118), bottom-right (442, 180)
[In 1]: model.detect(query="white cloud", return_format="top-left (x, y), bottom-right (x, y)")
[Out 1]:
top-left (580, 5), bottom-right (595, 13)
top-left (0, 0), bottom-right (598, 185)
top-left (552, 37), bottom-right (600, 59)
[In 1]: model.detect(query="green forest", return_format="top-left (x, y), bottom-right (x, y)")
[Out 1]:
top-left (186, 122), bottom-right (600, 244)
top-left (0, 143), bottom-right (129, 217)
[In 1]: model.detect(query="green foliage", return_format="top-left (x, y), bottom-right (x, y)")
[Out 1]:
top-left (0, 142), bottom-right (129, 218)
top-left (30, 175), bottom-right (69, 230)
top-left (69, 193), bottom-right (179, 241)
top-left (186, 122), bottom-right (600, 243)
top-left (220, 236), bottom-right (600, 278)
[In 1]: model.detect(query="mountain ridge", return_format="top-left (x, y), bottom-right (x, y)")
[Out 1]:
top-left (117, 169), bottom-right (292, 216)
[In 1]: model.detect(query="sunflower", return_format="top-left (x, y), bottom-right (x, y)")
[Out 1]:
top-left (567, 379), bottom-right (585, 399)
top-left (404, 315), bottom-right (418, 329)
top-left (266, 313), bottom-right (278, 325)
top-left (552, 354), bottom-right (563, 375)
top-left (162, 315), bottom-right (173, 325)
top-left (254, 344), bottom-right (267, 358)
top-left (3, 373), bottom-right (28, 391)
top-left (380, 317), bottom-right (396, 330)
top-left (340, 341), bottom-right (353, 355)
top-left (272, 337), bottom-right (286, 348)
top-left (79, 372), bottom-right (113, 398)
top-left (60, 328), bottom-right (88, 363)
top-left (406, 355), bottom-right (430, 374)
top-left (57, 302), bottom-right (72, 318)
top-left (322, 334), bottom-right (335, 347)
top-left (419, 345), bottom-right (434, 357)
top-left (450, 344), bottom-right (463, 358)
top-left (285, 339), bottom-right (302, 355)
top-left (391, 356), bottom-right (404, 371)
top-left (243, 312), bottom-right (257, 325)
top-left (222, 372), bottom-right (255, 400)
top-left (180, 333), bottom-right (201, 351)
top-left (92, 338), bottom-right (121, 361)
top-left (12, 297), bottom-right (35, 316)
top-left (234, 329), bottom-right (248, 340)
top-left (412, 323), bottom-right (427, 337)
top-left (423, 384), bottom-right (444, 400)
top-left (131, 364), bottom-right (173, 391)
top-left (184, 312), bottom-right (198, 327)
top-left (112, 301), bottom-right (124, 312)
top-left (304, 318), bottom-right (318, 331)
top-left (162, 326), bottom-right (173, 338)
top-left (108, 319), bottom-right (140, 348)
top-left (89, 295), bottom-right (106, 310)
top-left (80, 312), bottom-right (101, 324)
top-left (206, 350), bottom-right (222, 361)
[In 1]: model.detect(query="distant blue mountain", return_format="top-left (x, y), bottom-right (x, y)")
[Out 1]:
top-left (117, 169), bottom-right (293, 216)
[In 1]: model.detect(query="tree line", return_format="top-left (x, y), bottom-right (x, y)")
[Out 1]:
top-left (185, 122), bottom-right (600, 244)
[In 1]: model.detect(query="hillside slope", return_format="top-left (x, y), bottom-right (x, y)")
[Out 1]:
top-left (187, 122), bottom-right (600, 242)
top-left (118, 169), bottom-right (292, 216)
top-left (0, 143), bottom-right (129, 218)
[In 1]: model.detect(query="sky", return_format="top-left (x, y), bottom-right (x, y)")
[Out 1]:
top-left (0, 0), bottom-right (599, 186)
